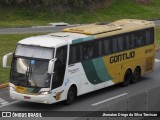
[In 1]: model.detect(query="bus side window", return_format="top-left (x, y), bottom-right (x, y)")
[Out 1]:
top-left (125, 34), bottom-right (130, 50)
top-left (129, 33), bottom-right (136, 49)
top-left (98, 40), bottom-right (103, 56)
top-left (69, 46), bottom-right (76, 64)
top-left (112, 37), bottom-right (118, 53)
top-left (117, 35), bottom-right (125, 51)
top-left (103, 39), bottom-right (111, 55)
top-left (146, 28), bottom-right (154, 45)
top-left (83, 42), bottom-right (94, 60)
top-left (56, 46), bottom-right (67, 65)
top-left (136, 31), bottom-right (145, 47)
top-left (69, 44), bottom-right (82, 64)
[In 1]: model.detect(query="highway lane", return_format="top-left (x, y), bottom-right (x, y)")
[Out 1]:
top-left (0, 87), bottom-right (15, 106)
top-left (0, 26), bottom-right (69, 34)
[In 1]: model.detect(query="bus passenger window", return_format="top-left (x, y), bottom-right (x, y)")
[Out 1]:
top-left (129, 33), bottom-right (136, 48)
top-left (112, 37), bottom-right (118, 53)
top-left (125, 34), bottom-right (130, 50)
top-left (83, 43), bottom-right (93, 60)
top-left (69, 46), bottom-right (76, 64)
top-left (103, 39), bottom-right (111, 55)
top-left (146, 30), bottom-right (151, 44)
top-left (56, 46), bottom-right (67, 65)
top-left (69, 45), bottom-right (82, 64)
top-left (146, 28), bottom-right (154, 45)
top-left (117, 36), bottom-right (125, 51)
top-left (98, 40), bottom-right (103, 56)
top-left (136, 31), bottom-right (144, 47)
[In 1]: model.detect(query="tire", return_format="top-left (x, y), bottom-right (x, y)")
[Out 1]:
top-left (65, 86), bottom-right (77, 105)
top-left (122, 70), bottom-right (132, 87)
top-left (132, 67), bottom-right (141, 84)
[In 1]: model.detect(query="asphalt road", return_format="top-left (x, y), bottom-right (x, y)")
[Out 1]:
top-left (0, 26), bottom-right (69, 34)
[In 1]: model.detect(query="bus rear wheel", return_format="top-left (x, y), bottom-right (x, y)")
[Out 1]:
top-left (65, 86), bottom-right (77, 105)
top-left (122, 70), bottom-right (132, 87)
top-left (132, 67), bottom-right (141, 84)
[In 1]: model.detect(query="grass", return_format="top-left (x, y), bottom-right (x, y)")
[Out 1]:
top-left (156, 27), bottom-right (160, 47)
top-left (0, 0), bottom-right (160, 27)
top-left (0, 33), bottom-right (49, 84)
top-left (0, 27), bottom-right (160, 84)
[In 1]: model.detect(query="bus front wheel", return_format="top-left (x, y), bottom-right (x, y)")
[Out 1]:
top-left (122, 70), bottom-right (132, 87)
top-left (65, 86), bottom-right (77, 105)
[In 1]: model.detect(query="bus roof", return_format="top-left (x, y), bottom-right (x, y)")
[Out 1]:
top-left (18, 32), bottom-right (88, 48)
top-left (63, 19), bottom-right (155, 35)
top-left (18, 19), bottom-right (155, 48)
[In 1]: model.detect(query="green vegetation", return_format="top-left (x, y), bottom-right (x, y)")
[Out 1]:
top-left (156, 27), bottom-right (160, 46)
top-left (0, 33), bottom-right (48, 84)
top-left (0, 0), bottom-right (160, 27)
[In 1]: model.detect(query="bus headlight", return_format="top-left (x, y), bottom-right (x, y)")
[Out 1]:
top-left (10, 86), bottom-right (15, 91)
top-left (39, 91), bottom-right (51, 95)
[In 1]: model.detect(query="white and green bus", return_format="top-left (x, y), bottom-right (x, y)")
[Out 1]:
top-left (3, 19), bottom-right (155, 104)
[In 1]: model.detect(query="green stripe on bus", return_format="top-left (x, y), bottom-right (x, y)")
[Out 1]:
top-left (92, 58), bottom-right (112, 82)
top-left (82, 58), bottom-right (112, 85)
top-left (82, 60), bottom-right (102, 84)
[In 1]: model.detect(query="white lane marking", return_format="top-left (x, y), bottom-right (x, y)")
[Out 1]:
top-left (0, 97), bottom-right (9, 106)
top-left (0, 101), bottom-right (19, 108)
top-left (0, 98), bottom-right (5, 103)
top-left (91, 93), bottom-right (128, 106)
top-left (1, 101), bottom-right (9, 105)
top-left (155, 59), bottom-right (160, 63)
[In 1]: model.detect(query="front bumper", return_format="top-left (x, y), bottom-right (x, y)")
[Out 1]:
top-left (10, 90), bottom-right (56, 104)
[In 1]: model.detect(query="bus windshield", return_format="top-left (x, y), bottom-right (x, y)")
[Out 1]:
top-left (10, 45), bottom-right (55, 88)
top-left (10, 58), bottom-right (51, 88)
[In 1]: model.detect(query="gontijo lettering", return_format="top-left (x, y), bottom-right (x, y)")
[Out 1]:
top-left (110, 51), bottom-right (135, 64)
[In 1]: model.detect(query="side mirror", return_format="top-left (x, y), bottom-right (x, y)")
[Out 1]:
top-left (3, 52), bottom-right (13, 68)
top-left (48, 58), bottom-right (57, 74)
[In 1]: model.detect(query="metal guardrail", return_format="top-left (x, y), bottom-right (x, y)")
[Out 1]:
top-left (76, 85), bottom-right (160, 120)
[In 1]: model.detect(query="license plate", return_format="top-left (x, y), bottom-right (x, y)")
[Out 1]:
top-left (24, 96), bottom-right (31, 99)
